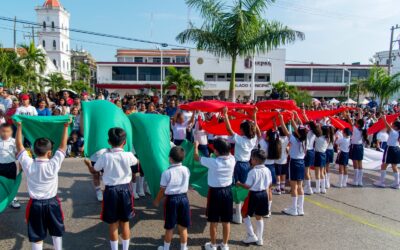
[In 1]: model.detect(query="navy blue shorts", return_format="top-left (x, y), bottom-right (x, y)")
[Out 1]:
top-left (289, 159), bottom-right (305, 181)
top-left (242, 190), bottom-right (269, 217)
top-left (304, 150), bottom-right (315, 167)
top-left (234, 161), bottom-right (251, 184)
top-left (0, 162), bottom-right (17, 180)
top-left (314, 152), bottom-right (327, 167)
top-left (382, 146), bottom-right (400, 164)
top-left (174, 139), bottom-right (184, 146)
top-left (130, 163), bottom-right (144, 177)
top-left (101, 184), bottom-right (134, 224)
top-left (265, 164), bottom-right (276, 184)
top-left (336, 152), bottom-right (349, 166)
top-left (26, 197), bottom-right (64, 242)
top-left (206, 186), bottom-right (233, 223)
top-left (326, 149), bottom-right (334, 164)
top-left (349, 144), bottom-right (364, 161)
top-left (198, 144), bottom-right (210, 157)
top-left (164, 193), bottom-right (191, 230)
top-left (275, 163), bottom-right (288, 176)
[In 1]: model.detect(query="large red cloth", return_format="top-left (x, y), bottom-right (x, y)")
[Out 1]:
top-left (303, 107), bottom-right (352, 121)
top-left (256, 100), bottom-right (298, 111)
top-left (367, 114), bottom-right (400, 135)
top-left (329, 116), bottom-right (352, 131)
top-left (179, 100), bottom-right (253, 112)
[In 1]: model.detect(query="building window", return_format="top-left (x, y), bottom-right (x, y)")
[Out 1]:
top-left (153, 57), bottom-right (161, 63)
top-left (112, 66), bottom-right (137, 81)
top-left (117, 57), bottom-right (124, 62)
top-left (63, 61), bottom-right (65, 69)
top-left (67, 62), bottom-right (69, 71)
top-left (42, 40), bottom-right (46, 48)
top-left (163, 58), bottom-right (171, 63)
top-left (53, 40), bottom-right (56, 49)
top-left (43, 21), bottom-right (46, 29)
top-left (134, 57), bottom-right (143, 63)
top-left (313, 69), bottom-right (343, 83)
top-left (53, 59), bottom-right (57, 67)
top-left (138, 67), bottom-right (161, 81)
top-left (217, 74), bottom-right (226, 81)
top-left (204, 74), bottom-right (215, 81)
top-left (176, 56), bottom-right (188, 63)
top-left (255, 74), bottom-right (270, 82)
top-left (125, 57), bottom-right (133, 62)
top-left (285, 68), bottom-right (311, 82)
top-left (51, 21), bottom-right (55, 30)
top-left (344, 69), bottom-right (370, 82)
top-left (61, 42), bottom-right (64, 51)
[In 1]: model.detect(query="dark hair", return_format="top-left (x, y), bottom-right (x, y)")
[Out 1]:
top-left (251, 149), bottom-right (268, 163)
top-left (355, 119), bottom-right (369, 144)
top-left (343, 128), bottom-right (352, 137)
top-left (108, 127), bottom-right (127, 147)
top-left (266, 130), bottom-right (282, 160)
top-left (240, 120), bottom-right (256, 139)
top-left (321, 126), bottom-right (333, 143)
top-left (393, 121), bottom-right (400, 131)
top-left (294, 127), bottom-right (307, 153)
top-left (34, 138), bottom-right (53, 156)
top-left (277, 127), bottom-right (285, 137)
top-left (169, 146), bottom-right (185, 163)
top-left (308, 121), bottom-right (322, 137)
top-left (213, 138), bottom-right (231, 156)
top-left (0, 123), bottom-right (12, 129)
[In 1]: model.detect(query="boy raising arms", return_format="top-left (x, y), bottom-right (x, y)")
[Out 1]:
top-left (15, 118), bottom-right (70, 250)
top-left (194, 138), bottom-right (235, 250)
top-left (153, 146), bottom-right (191, 250)
top-left (87, 128), bottom-right (138, 250)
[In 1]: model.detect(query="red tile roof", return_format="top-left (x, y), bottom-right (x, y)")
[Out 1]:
top-left (43, 0), bottom-right (61, 8)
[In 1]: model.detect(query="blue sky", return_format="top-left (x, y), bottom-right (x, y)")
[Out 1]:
top-left (0, 0), bottom-right (399, 64)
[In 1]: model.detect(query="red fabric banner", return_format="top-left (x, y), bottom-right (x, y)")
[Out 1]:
top-left (367, 114), bottom-right (400, 135)
top-left (329, 116), bottom-right (352, 131)
top-left (179, 100), bottom-right (253, 112)
top-left (256, 100), bottom-right (298, 111)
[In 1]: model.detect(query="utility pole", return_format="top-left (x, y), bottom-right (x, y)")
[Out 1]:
top-left (388, 24), bottom-right (400, 75)
top-left (23, 25), bottom-right (36, 44)
top-left (13, 16), bottom-right (17, 52)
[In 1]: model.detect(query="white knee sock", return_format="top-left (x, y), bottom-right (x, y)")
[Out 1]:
top-left (338, 174), bottom-right (343, 186)
top-left (243, 216), bottom-right (255, 236)
top-left (354, 170), bottom-right (359, 183)
top-left (343, 175), bottom-right (348, 186)
top-left (180, 243), bottom-right (188, 250)
top-left (292, 196), bottom-right (298, 210)
top-left (138, 177), bottom-right (144, 194)
top-left (394, 172), bottom-right (400, 185)
top-left (268, 201), bottom-right (272, 212)
top-left (298, 195), bottom-right (304, 212)
top-left (255, 219), bottom-right (264, 240)
top-left (122, 239), bottom-right (130, 250)
top-left (320, 179), bottom-right (326, 191)
top-left (380, 170), bottom-right (386, 183)
top-left (163, 242), bottom-right (171, 250)
top-left (110, 240), bottom-right (118, 250)
top-left (131, 181), bottom-right (137, 194)
top-left (315, 180), bottom-right (320, 190)
top-left (280, 181), bottom-right (285, 190)
top-left (358, 169), bottom-right (364, 184)
top-left (52, 237), bottom-right (62, 250)
top-left (236, 203), bottom-right (242, 216)
top-left (32, 242), bottom-right (43, 250)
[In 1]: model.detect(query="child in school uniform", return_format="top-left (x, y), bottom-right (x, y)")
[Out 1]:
top-left (374, 117), bottom-right (400, 189)
top-left (304, 119), bottom-right (318, 195)
top-left (0, 123), bottom-right (20, 208)
top-left (194, 138), bottom-right (235, 250)
top-left (334, 128), bottom-right (352, 188)
top-left (223, 107), bottom-right (260, 224)
top-left (237, 149), bottom-right (272, 246)
top-left (313, 125), bottom-right (332, 194)
top-left (154, 146), bottom-right (191, 250)
top-left (279, 112), bottom-right (307, 216)
top-left (84, 149), bottom-right (108, 202)
top-left (274, 127), bottom-right (290, 195)
top-left (88, 128), bottom-right (138, 250)
top-left (324, 126), bottom-right (335, 189)
top-left (15, 118), bottom-right (70, 250)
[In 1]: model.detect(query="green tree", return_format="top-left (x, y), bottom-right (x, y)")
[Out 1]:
top-left (343, 79), bottom-right (369, 105)
top-left (0, 46), bottom-right (25, 88)
top-left (70, 80), bottom-right (91, 94)
top-left (176, 0), bottom-right (304, 101)
top-left (271, 81), bottom-right (312, 105)
top-left (366, 66), bottom-right (400, 110)
top-left (164, 66), bottom-right (204, 100)
top-left (19, 42), bottom-right (46, 91)
top-left (45, 73), bottom-right (68, 92)
top-left (74, 62), bottom-right (90, 83)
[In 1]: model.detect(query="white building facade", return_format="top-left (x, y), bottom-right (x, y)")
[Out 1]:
top-left (35, 0), bottom-right (71, 81)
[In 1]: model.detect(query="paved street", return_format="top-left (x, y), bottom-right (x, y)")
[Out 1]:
top-left (1, 158), bottom-right (400, 250)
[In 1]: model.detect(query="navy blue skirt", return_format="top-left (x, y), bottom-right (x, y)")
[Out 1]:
top-left (304, 149), bottom-right (315, 167)
top-left (382, 146), bottom-right (400, 164)
top-left (234, 161), bottom-right (251, 184)
top-left (349, 144), bottom-right (364, 161)
top-left (326, 149), bottom-right (334, 164)
top-left (336, 152), bottom-right (349, 166)
top-left (289, 159), bottom-right (305, 181)
top-left (314, 151), bottom-right (327, 167)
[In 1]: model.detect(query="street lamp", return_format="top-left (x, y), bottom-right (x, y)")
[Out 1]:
top-left (343, 68), bottom-right (352, 101)
top-left (157, 43), bottom-right (168, 103)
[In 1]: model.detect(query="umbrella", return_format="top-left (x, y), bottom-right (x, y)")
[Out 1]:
top-left (391, 100), bottom-right (398, 105)
top-left (312, 98), bottom-right (321, 104)
top-left (329, 98), bottom-right (340, 104)
top-left (343, 98), bottom-right (357, 104)
top-left (59, 89), bottom-right (77, 98)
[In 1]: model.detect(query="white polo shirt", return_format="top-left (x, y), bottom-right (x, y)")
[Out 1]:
top-left (90, 148), bottom-right (108, 162)
top-left (336, 137), bottom-right (350, 153)
top-left (306, 131), bottom-right (316, 150)
top-left (200, 155), bottom-right (235, 188)
top-left (172, 121), bottom-right (188, 140)
top-left (15, 105), bottom-right (38, 116)
top-left (0, 137), bottom-right (16, 164)
top-left (233, 133), bottom-right (257, 162)
top-left (289, 134), bottom-right (306, 160)
top-left (275, 136), bottom-right (289, 165)
top-left (94, 148), bottom-right (137, 186)
top-left (351, 126), bottom-right (363, 145)
top-left (315, 136), bottom-right (329, 153)
top-left (18, 149), bottom-right (65, 200)
top-left (387, 130), bottom-right (399, 147)
top-left (258, 139), bottom-right (275, 165)
top-left (160, 163), bottom-right (190, 195)
top-left (377, 131), bottom-right (389, 143)
top-left (245, 165), bottom-right (272, 191)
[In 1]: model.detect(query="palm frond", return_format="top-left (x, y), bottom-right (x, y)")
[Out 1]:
top-left (242, 0), bottom-right (274, 14)
top-left (186, 0), bottom-right (224, 23)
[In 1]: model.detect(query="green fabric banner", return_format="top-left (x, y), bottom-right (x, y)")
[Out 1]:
top-left (128, 113), bottom-right (171, 199)
top-left (0, 173), bottom-right (22, 213)
top-left (12, 115), bottom-right (72, 154)
top-left (82, 100), bottom-right (132, 156)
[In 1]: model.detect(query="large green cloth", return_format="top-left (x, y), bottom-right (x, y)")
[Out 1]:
top-left (82, 100), bottom-right (132, 156)
top-left (128, 113), bottom-right (171, 199)
top-left (180, 140), bottom-right (249, 202)
top-left (0, 173), bottom-right (22, 213)
top-left (12, 115), bottom-right (72, 154)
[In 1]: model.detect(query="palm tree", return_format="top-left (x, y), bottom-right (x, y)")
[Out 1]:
top-left (272, 81), bottom-right (312, 105)
top-left (164, 66), bottom-right (205, 100)
top-left (19, 42), bottom-right (46, 91)
top-left (176, 0), bottom-right (304, 101)
top-left (366, 67), bottom-right (400, 110)
top-left (0, 46), bottom-right (25, 88)
top-left (343, 79), bottom-right (369, 105)
top-left (45, 73), bottom-right (68, 92)
top-left (74, 62), bottom-right (91, 83)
